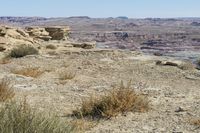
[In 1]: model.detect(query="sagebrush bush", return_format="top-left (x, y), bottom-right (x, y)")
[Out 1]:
top-left (12, 68), bottom-right (44, 78)
top-left (72, 82), bottom-right (149, 119)
top-left (0, 79), bottom-right (15, 102)
top-left (59, 71), bottom-right (76, 80)
top-left (0, 100), bottom-right (74, 133)
top-left (46, 44), bottom-right (57, 50)
top-left (9, 45), bottom-right (38, 58)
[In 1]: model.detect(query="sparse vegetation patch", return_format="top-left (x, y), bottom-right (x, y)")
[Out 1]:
top-left (59, 71), bottom-right (76, 80)
top-left (72, 82), bottom-right (149, 119)
top-left (9, 45), bottom-right (38, 58)
top-left (190, 118), bottom-right (200, 129)
top-left (0, 57), bottom-right (11, 64)
top-left (0, 79), bottom-right (15, 102)
top-left (12, 68), bottom-right (44, 78)
top-left (0, 100), bottom-right (74, 133)
top-left (46, 44), bottom-right (57, 50)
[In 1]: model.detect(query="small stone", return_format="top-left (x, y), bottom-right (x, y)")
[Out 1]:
top-left (175, 107), bottom-right (184, 112)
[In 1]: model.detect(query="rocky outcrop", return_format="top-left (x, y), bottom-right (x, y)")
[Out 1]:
top-left (16, 29), bottom-right (29, 37)
top-left (0, 26), bottom-right (35, 51)
top-left (0, 25), bottom-right (97, 54)
top-left (156, 60), bottom-right (195, 70)
top-left (25, 27), bottom-right (52, 41)
top-left (25, 26), bottom-right (70, 41)
top-left (45, 27), bottom-right (70, 40)
top-left (66, 41), bottom-right (96, 49)
top-left (0, 26), bottom-right (34, 43)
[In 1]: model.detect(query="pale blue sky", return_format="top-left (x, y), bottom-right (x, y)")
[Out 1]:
top-left (0, 0), bottom-right (200, 18)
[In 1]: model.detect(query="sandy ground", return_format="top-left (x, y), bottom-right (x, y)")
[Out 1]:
top-left (0, 48), bottom-right (200, 133)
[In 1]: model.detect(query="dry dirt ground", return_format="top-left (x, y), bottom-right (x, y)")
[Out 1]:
top-left (1, 47), bottom-right (200, 133)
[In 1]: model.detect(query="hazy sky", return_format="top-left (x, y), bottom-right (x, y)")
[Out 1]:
top-left (0, 0), bottom-right (200, 18)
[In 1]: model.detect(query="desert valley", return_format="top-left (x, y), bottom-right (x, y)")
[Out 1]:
top-left (0, 17), bottom-right (200, 133)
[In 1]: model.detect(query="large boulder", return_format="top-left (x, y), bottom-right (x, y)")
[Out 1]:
top-left (45, 26), bottom-right (70, 40)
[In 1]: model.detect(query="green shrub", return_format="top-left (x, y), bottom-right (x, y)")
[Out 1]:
top-left (9, 45), bottom-right (38, 58)
top-left (0, 100), bottom-right (74, 133)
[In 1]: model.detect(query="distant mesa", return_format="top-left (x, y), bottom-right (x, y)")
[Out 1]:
top-left (67, 16), bottom-right (91, 19)
top-left (116, 16), bottom-right (129, 19)
top-left (144, 18), bottom-right (178, 22)
top-left (144, 18), bottom-right (162, 21)
top-left (0, 17), bottom-right (47, 24)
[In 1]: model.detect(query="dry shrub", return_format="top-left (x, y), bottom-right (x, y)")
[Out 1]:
top-left (193, 119), bottom-right (200, 127)
top-left (47, 51), bottom-right (58, 56)
top-left (70, 118), bottom-right (96, 131)
top-left (0, 57), bottom-right (11, 64)
top-left (178, 61), bottom-right (195, 70)
top-left (0, 100), bottom-right (74, 133)
top-left (0, 79), bottom-right (15, 102)
top-left (46, 44), bottom-right (57, 50)
top-left (12, 68), bottom-right (44, 78)
top-left (9, 45), bottom-right (38, 58)
top-left (59, 71), bottom-right (76, 80)
top-left (72, 81), bottom-right (149, 119)
top-left (191, 119), bottom-right (200, 127)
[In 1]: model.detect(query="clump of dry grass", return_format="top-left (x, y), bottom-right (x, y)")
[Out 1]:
top-left (0, 79), bottom-right (15, 102)
top-left (0, 57), bottom-right (11, 64)
top-left (72, 81), bottom-right (149, 119)
top-left (12, 68), bottom-right (44, 78)
top-left (190, 118), bottom-right (200, 128)
top-left (70, 118), bottom-right (96, 131)
top-left (178, 61), bottom-right (195, 70)
top-left (0, 100), bottom-right (74, 133)
top-left (46, 44), bottom-right (57, 50)
top-left (59, 71), bottom-right (76, 80)
top-left (192, 119), bottom-right (200, 126)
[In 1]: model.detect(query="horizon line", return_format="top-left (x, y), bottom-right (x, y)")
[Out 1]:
top-left (0, 16), bottom-right (200, 19)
